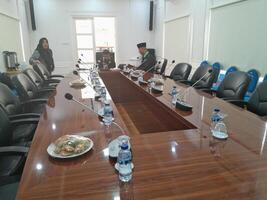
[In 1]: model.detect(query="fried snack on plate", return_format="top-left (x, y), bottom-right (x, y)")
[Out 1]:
top-left (54, 135), bottom-right (90, 156)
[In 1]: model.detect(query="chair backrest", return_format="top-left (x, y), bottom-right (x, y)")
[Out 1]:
top-left (0, 105), bottom-right (12, 146)
top-left (117, 64), bottom-right (126, 70)
top-left (248, 81), bottom-right (267, 116)
top-left (212, 62), bottom-right (221, 70)
top-left (211, 62), bottom-right (221, 85)
top-left (0, 83), bottom-right (21, 115)
top-left (160, 59), bottom-right (168, 75)
top-left (12, 73), bottom-right (38, 101)
top-left (264, 74), bottom-right (267, 81)
top-left (225, 66), bottom-right (238, 76)
top-left (33, 63), bottom-right (50, 81)
top-left (23, 68), bottom-right (44, 89)
top-left (0, 72), bottom-right (16, 91)
top-left (246, 69), bottom-right (260, 94)
top-left (217, 71), bottom-right (250, 100)
top-left (170, 63), bottom-right (192, 81)
top-left (200, 61), bottom-right (209, 66)
top-left (191, 64), bottom-right (219, 88)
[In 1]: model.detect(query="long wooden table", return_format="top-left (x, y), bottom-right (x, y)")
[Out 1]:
top-left (16, 70), bottom-right (267, 200)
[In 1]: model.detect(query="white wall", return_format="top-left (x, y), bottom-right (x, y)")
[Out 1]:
top-left (28, 0), bottom-right (159, 74)
top-left (153, 0), bottom-right (165, 58)
top-left (17, 0), bottom-right (31, 64)
top-left (208, 0), bottom-right (267, 74)
top-left (164, 0), bottom-right (267, 75)
top-left (164, 0), bottom-right (206, 70)
top-left (0, 0), bottom-right (24, 72)
top-left (0, 0), bottom-right (18, 19)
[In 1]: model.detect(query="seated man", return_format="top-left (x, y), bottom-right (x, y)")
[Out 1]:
top-left (136, 42), bottom-right (156, 72)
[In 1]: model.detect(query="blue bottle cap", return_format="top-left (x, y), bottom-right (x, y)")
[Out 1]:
top-left (121, 142), bottom-right (128, 150)
top-left (214, 108), bottom-right (220, 112)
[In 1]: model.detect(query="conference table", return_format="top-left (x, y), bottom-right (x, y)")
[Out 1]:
top-left (16, 69), bottom-right (267, 200)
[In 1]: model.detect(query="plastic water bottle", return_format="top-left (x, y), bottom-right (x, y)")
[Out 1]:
top-left (210, 108), bottom-right (221, 130)
top-left (100, 86), bottom-right (107, 101)
top-left (171, 86), bottom-right (178, 105)
top-left (138, 75), bottom-right (143, 82)
top-left (118, 141), bottom-right (132, 182)
top-left (103, 101), bottom-right (113, 126)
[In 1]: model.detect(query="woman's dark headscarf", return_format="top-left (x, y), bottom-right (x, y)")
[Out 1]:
top-left (36, 37), bottom-right (55, 72)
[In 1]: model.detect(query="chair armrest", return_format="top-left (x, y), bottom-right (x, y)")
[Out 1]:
top-left (47, 83), bottom-right (57, 87)
top-left (194, 86), bottom-right (210, 90)
top-left (9, 113), bottom-right (40, 120)
top-left (44, 79), bottom-right (60, 84)
top-left (10, 118), bottom-right (39, 126)
top-left (178, 80), bottom-right (192, 85)
top-left (163, 75), bottom-right (170, 78)
top-left (200, 88), bottom-right (217, 95)
top-left (221, 97), bottom-right (240, 101)
top-left (49, 75), bottom-right (64, 78)
top-left (227, 99), bottom-right (247, 108)
top-left (38, 88), bottom-right (55, 93)
top-left (41, 86), bottom-right (56, 90)
top-left (21, 99), bottom-right (48, 107)
top-left (0, 146), bottom-right (29, 155)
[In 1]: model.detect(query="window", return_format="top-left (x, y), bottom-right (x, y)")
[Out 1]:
top-left (94, 17), bottom-right (115, 52)
top-left (75, 19), bottom-right (95, 64)
top-left (74, 17), bottom-right (116, 64)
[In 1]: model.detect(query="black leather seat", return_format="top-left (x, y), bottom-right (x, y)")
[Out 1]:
top-left (0, 105), bottom-right (36, 177)
top-left (230, 81), bottom-right (267, 117)
top-left (0, 175), bottom-right (20, 200)
top-left (0, 82), bottom-right (46, 115)
top-left (0, 82), bottom-right (44, 143)
top-left (23, 68), bottom-right (56, 90)
top-left (33, 63), bottom-right (63, 83)
top-left (169, 63), bottom-right (192, 81)
top-left (12, 73), bottom-right (55, 102)
top-left (203, 71), bottom-right (251, 100)
top-left (247, 81), bottom-right (267, 116)
top-left (180, 64), bottom-right (220, 89)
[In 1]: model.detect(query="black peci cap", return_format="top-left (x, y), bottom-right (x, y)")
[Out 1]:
top-left (137, 42), bottom-right (146, 48)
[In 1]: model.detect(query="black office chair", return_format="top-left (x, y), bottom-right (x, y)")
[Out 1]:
top-left (12, 73), bottom-right (55, 102)
top-left (169, 63), bottom-right (192, 81)
top-left (0, 72), bottom-right (16, 91)
top-left (23, 68), bottom-right (57, 90)
top-left (159, 59), bottom-right (168, 75)
top-left (229, 81), bottom-right (267, 117)
top-left (180, 64), bottom-right (220, 89)
top-left (202, 71), bottom-right (251, 100)
top-left (33, 63), bottom-right (63, 83)
top-left (0, 105), bottom-right (37, 178)
top-left (0, 82), bottom-right (45, 117)
top-left (117, 64), bottom-right (126, 70)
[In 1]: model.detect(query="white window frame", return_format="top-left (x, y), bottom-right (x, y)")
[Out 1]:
top-left (73, 17), bottom-right (96, 64)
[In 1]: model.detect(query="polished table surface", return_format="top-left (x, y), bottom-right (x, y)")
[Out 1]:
top-left (16, 70), bottom-right (267, 200)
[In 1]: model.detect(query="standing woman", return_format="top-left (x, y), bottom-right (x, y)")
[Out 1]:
top-left (29, 38), bottom-right (55, 73)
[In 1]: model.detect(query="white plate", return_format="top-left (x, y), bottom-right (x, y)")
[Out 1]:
top-left (108, 135), bottom-right (131, 157)
top-left (47, 135), bottom-right (94, 159)
top-left (115, 163), bottom-right (134, 171)
top-left (69, 79), bottom-right (86, 88)
top-left (152, 86), bottom-right (163, 93)
top-left (212, 130), bottom-right (228, 139)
